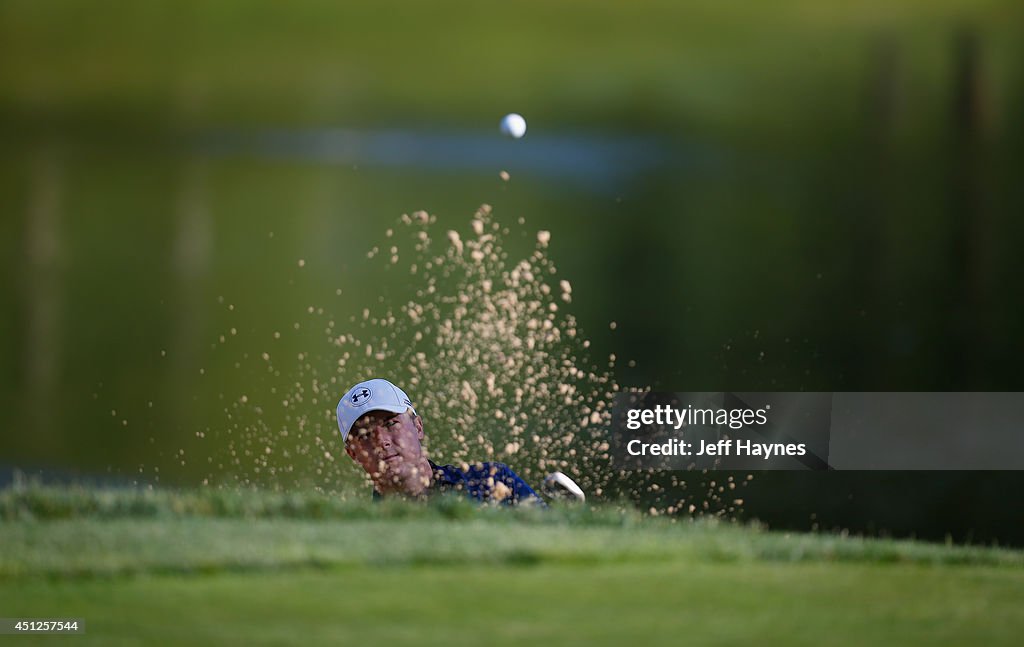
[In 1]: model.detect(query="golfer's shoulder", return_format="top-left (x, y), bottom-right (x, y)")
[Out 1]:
top-left (467, 461), bottom-right (519, 478)
top-left (434, 460), bottom-right (519, 481)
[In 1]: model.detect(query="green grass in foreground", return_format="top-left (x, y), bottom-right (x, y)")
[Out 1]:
top-left (1, 486), bottom-right (1022, 645)
top-left (2, 484), bottom-right (1022, 578)
top-left (5, 562), bottom-right (1024, 647)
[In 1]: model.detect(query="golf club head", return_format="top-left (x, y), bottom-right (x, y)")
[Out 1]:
top-left (542, 471), bottom-right (585, 503)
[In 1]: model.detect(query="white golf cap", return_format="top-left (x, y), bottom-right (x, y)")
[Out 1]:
top-left (336, 378), bottom-right (416, 443)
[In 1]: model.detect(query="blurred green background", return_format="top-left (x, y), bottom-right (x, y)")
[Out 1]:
top-left (2, 0), bottom-right (1023, 540)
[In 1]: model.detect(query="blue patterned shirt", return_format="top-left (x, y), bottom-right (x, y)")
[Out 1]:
top-left (373, 460), bottom-right (543, 505)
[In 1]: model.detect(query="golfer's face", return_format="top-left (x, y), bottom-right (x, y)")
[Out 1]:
top-left (346, 410), bottom-right (426, 491)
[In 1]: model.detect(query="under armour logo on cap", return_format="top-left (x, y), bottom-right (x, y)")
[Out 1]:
top-left (337, 378), bottom-right (417, 443)
top-left (352, 388), bottom-right (372, 406)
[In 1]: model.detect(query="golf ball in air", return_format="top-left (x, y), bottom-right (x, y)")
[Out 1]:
top-left (500, 113), bottom-right (527, 139)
